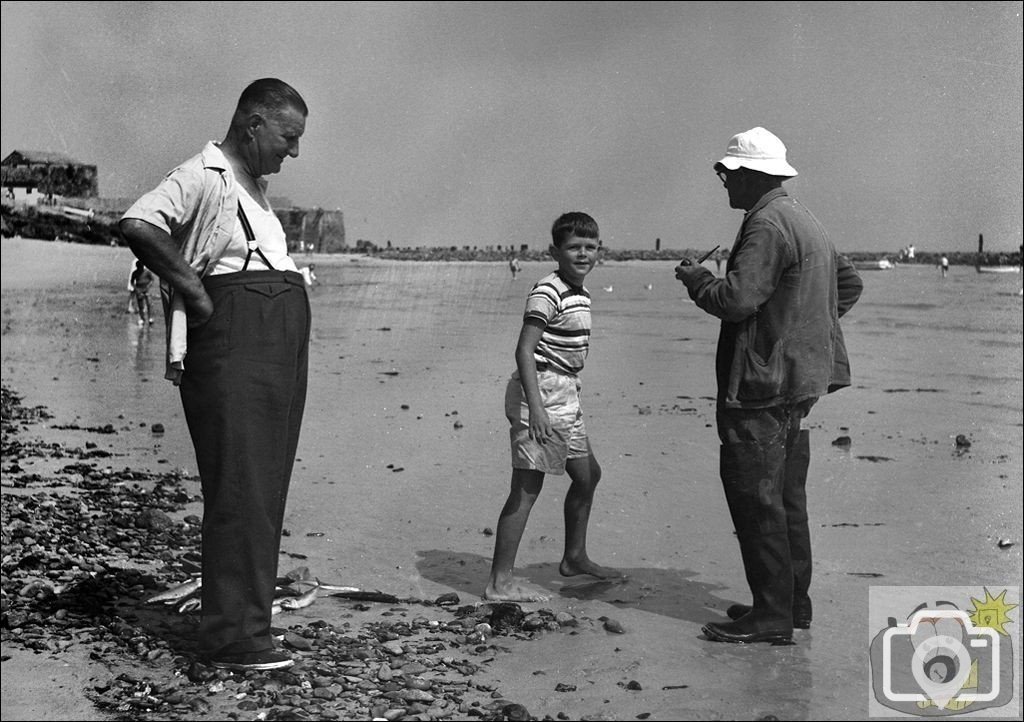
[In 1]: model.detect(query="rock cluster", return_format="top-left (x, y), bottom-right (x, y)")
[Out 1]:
top-left (1, 384), bottom-right (597, 721)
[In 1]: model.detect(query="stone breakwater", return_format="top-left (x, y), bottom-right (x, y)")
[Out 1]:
top-left (1, 385), bottom-right (624, 721)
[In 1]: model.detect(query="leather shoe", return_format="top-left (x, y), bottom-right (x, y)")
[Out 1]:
top-left (208, 649), bottom-right (294, 671)
top-left (726, 599), bottom-right (811, 629)
top-left (702, 621), bottom-right (793, 644)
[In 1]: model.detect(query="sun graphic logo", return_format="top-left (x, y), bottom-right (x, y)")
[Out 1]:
top-left (969, 588), bottom-right (1017, 637)
top-left (869, 586), bottom-right (1018, 717)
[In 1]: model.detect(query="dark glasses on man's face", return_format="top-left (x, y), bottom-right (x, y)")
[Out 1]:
top-left (717, 168), bottom-right (746, 186)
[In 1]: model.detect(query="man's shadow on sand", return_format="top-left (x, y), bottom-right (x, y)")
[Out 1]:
top-left (37, 567), bottom-right (202, 660)
top-left (415, 549), bottom-right (735, 626)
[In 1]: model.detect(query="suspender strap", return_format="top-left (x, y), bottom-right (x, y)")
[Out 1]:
top-left (238, 201), bottom-right (276, 272)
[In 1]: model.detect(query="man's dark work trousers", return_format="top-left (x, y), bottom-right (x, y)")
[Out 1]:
top-left (711, 400), bottom-right (815, 638)
top-left (719, 439), bottom-right (794, 634)
top-left (786, 429), bottom-right (812, 622)
top-left (180, 270), bottom-right (310, 658)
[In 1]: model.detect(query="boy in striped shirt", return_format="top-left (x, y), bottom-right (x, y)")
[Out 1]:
top-left (484, 212), bottom-right (624, 602)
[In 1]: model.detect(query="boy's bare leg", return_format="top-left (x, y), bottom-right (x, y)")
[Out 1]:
top-left (560, 451), bottom-right (625, 580)
top-left (484, 469), bottom-right (551, 602)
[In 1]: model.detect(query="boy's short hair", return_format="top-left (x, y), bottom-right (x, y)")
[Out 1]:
top-left (551, 212), bottom-right (599, 247)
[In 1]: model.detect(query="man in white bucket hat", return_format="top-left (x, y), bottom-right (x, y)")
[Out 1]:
top-left (675, 127), bottom-right (863, 644)
top-left (714, 126), bottom-right (799, 177)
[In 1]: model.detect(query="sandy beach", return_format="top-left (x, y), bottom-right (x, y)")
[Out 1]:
top-left (2, 238), bottom-right (1022, 721)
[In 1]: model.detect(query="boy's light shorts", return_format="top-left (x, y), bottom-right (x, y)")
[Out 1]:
top-left (505, 367), bottom-right (589, 475)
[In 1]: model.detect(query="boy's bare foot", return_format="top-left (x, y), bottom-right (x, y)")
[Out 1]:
top-left (559, 558), bottom-right (626, 580)
top-left (483, 578), bottom-right (551, 602)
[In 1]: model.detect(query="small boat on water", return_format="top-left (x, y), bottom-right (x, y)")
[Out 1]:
top-left (854, 258), bottom-right (895, 271)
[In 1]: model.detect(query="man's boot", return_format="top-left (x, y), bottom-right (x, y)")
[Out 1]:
top-left (726, 429), bottom-right (813, 629)
top-left (703, 441), bottom-right (794, 644)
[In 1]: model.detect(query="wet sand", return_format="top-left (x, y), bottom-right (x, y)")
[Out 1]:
top-left (2, 238), bottom-right (1022, 720)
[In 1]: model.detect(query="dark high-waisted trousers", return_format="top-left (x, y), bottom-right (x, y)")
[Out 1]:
top-left (179, 270), bottom-right (310, 657)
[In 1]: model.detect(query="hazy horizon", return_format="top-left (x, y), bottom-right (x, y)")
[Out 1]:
top-left (2, 2), bottom-right (1022, 253)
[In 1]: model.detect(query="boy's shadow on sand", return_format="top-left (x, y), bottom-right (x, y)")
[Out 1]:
top-left (415, 549), bottom-right (734, 626)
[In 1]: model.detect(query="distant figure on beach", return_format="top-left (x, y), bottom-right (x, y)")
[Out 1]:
top-left (119, 78), bottom-right (310, 673)
top-left (508, 253), bottom-right (521, 280)
top-left (484, 212), bottom-right (624, 603)
top-left (939, 255), bottom-right (949, 278)
top-left (129, 260), bottom-right (155, 326)
top-left (300, 263), bottom-right (317, 289)
top-left (675, 127), bottom-right (862, 644)
top-left (126, 258), bottom-right (139, 313)
top-left (713, 247), bottom-right (728, 275)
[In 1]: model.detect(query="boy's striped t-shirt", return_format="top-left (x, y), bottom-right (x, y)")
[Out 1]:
top-left (524, 271), bottom-right (592, 375)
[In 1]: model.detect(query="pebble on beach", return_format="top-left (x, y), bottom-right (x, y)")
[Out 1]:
top-left (601, 617), bottom-right (626, 634)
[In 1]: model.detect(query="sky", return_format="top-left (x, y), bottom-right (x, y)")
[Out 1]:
top-left (2, 1), bottom-right (1022, 253)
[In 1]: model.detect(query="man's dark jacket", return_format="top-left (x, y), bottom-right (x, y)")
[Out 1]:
top-left (683, 188), bottom-right (863, 409)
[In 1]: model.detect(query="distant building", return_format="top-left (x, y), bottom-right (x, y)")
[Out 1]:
top-left (1, 150), bottom-right (99, 205)
top-left (1, 151), bottom-right (348, 252)
top-left (276, 206), bottom-right (346, 253)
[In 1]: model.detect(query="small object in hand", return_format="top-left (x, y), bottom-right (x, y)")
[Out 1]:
top-left (697, 245), bottom-right (721, 263)
top-left (679, 245), bottom-right (720, 269)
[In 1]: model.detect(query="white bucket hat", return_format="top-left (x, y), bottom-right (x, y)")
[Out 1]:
top-left (714, 127), bottom-right (798, 177)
